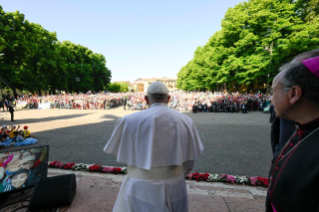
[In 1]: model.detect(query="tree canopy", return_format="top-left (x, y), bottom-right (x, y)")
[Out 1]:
top-left (0, 5), bottom-right (111, 94)
top-left (177, 0), bottom-right (319, 91)
top-left (107, 82), bottom-right (129, 92)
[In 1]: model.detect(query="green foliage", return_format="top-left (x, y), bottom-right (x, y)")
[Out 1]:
top-left (0, 5), bottom-right (111, 94)
top-left (119, 82), bottom-right (129, 92)
top-left (107, 82), bottom-right (129, 92)
top-left (107, 82), bottom-right (121, 92)
top-left (177, 0), bottom-right (319, 91)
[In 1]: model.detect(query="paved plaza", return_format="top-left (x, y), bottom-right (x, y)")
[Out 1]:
top-left (1, 107), bottom-right (272, 177)
top-left (5, 168), bottom-right (267, 212)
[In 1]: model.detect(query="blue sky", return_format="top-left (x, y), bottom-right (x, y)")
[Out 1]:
top-left (1, 0), bottom-right (243, 82)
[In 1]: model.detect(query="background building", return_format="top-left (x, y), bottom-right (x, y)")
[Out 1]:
top-left (132, 77), bottom-right (178, 93)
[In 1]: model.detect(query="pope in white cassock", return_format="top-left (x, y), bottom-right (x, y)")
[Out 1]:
top-left (104, 81), bottom-right (204, 212)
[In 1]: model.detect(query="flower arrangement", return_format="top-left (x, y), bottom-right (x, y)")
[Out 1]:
top-left (88, 164), bottom-right (102, 172)
top-left (48, 161), bottom-right (268, 187)
top-left (48, 161), bottom-right (127, 174)
top-left (187, 172), bottom-right (209, 182)
top-left (49, 161), bottom-right (75, 169)
top-left (190, 172), bottom-right (268, 187)
top-left (72, 163), bottom-right (88, 171)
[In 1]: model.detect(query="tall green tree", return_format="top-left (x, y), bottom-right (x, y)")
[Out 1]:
top-left (177, 0), bottom-right (319, 91)
top-left (0, 5), bottom-right (112, 95)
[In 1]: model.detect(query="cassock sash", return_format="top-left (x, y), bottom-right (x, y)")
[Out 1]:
top-left (127, 165), bottom-right (183, 180)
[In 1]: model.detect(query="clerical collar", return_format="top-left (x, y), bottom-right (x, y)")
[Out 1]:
top-left (150, 102), bottom-right (167, 108)
top-left (296, 117), bottom-right (319, 131)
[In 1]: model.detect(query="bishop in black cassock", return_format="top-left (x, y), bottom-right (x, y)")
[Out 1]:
top-left (266, 50), bottom-right (319, 211)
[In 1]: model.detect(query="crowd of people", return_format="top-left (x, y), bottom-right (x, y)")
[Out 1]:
top-left (191, 95), bottom-right (271, 113)
top-left (4, 91), bottom-right (271, 113)
top-left (0, 125), bottom-right (37, 147)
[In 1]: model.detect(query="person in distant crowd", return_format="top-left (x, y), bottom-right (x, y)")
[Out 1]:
top-left (1, 125), bottom-right (8, 140)
top-left (16, 130), bottom-right (25, 142)
top-left (203, 102), bottom-right (208, 112)
top-left (4, 99), bottom-right (9, 111)
top-left (0, 99), bottom-right (4, 112)
top-left (23, 126), bottom-right (35, 138)
top-left (123, 97), bottom-right (127, 110)
top-left (266, 49), bottom-right (319, 212)
top-left (104, 81), bottom-right (203, 212)
top-left (198, 102), bottom-right (203, 112)
top-left (8, 102), bottom-right (14, 122)
top-left (247, 98), bottom-right (252, 112)
top-left (192, 102), bottom-right (197, 113)
top-left (0, 134), bottom-right (13, 147)
top-left (9, 125), bottom-right (20, 141)
top-left (14, 130), bottom-right (37, 146)
top-left (241, 101), bottom-right (247, 113)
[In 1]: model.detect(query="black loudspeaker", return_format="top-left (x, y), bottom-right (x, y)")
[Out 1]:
top-left (28, 174), bottom-right (77, 211)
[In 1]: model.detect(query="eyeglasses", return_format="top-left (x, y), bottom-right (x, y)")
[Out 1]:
top-left (269, 87), bottom-right (291, 95)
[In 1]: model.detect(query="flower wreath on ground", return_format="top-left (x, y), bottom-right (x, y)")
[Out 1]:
top-left (187, 172), bottom-right (268, 187)
top-left (48, 161), bottom-right (268, 188)
top-left (48, 161), bottom-right (127, 174)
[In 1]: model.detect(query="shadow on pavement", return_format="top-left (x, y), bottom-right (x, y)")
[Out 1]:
top-left (1, 111), bottom-right (272, 177)
top-left (3, 113), bottom-right (125, 167)
top-left (101, 114), bottom-right (121, 120)
top-left (1, 113), bottom-right (92, 125)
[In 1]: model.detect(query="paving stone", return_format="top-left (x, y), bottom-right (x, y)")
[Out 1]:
top-left (224, 196), bottom-right (266, 212)
top-left (253, 195), bottom-right (266, 200)
top-left (188, 194), bottom-right (229, 212)
top-left (190, 184), bottom-right (252, 194)
top-left (66, 177), bottom-right (120, 212)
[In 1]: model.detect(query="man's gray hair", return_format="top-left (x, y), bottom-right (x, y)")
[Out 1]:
top-left (279, 49), bottom-right (319, 105)
top-left (292, 48), bottom-right (319, 61)
top-left (280, 61), bottom-right (319, 104)
top-left (279, 49), bottom-right (319, 72)
top-left (147, 94), bottom-right (168, 103)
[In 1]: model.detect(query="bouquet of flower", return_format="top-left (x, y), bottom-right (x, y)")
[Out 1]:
top-left (249, 176), bottom-right (264, 186)
top-left (72, 163), bottom-right (88, 171)
top-left (102, 167), bottom-right (124, 174)
top-left (49, 161), bottom-right (66, 168)
top-left (48, 161), bottom-right (59, 168)
top-left (88, 164), bottom-right (103, 172)
top-left (207, 174), bottom-right (221, 182)
top-left (257, 177), bottom-right (269, 187)
top-left (235, 176), bottom-right (250, 184)
top-left (220, 174), bottom-right (236, 184)
top-left (63, 163), bottom-right (75, 169)
top-left (102, 167), bottom-right (113, 173)
top-left (187, 172), bottom-right (210, 182)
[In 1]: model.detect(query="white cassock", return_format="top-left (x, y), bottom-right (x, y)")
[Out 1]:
top-left (104, 102), bottom-right (204, 212)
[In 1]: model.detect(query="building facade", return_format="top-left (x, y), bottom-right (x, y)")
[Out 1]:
top-left (132, 77), bottom-right (178, 93)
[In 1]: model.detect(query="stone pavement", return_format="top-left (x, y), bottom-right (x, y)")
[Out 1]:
top-left (2, 108), bottom-right (272, 177)
top-left (52, 169), bottom-right (267, 212)
top-left (21, 169), bottom-right (269, 212)
top-left (2, 168), bottom-right (267, 212)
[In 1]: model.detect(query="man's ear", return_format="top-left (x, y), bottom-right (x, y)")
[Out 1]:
top-left (167, 95), bottom-right (171, 103)
top-left (289, 86), bottom-right (302, 104)
top-left (145, 96), bottom-right (150, 105)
